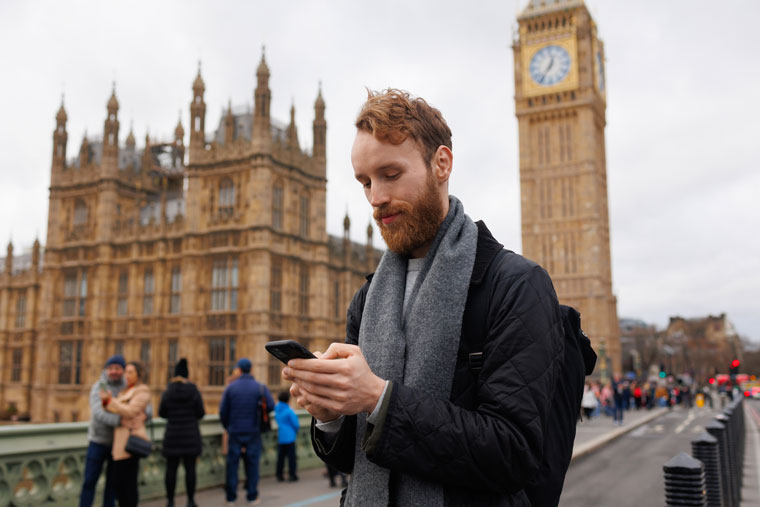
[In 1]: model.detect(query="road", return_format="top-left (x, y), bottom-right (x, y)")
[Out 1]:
top-left (560, 405), bottom-right (724, 507)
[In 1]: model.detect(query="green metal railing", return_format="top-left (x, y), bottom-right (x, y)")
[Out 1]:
top-left (0, 412), bottom-right (321, 506)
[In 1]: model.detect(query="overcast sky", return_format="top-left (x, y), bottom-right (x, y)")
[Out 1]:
top-left (1, 0), bottom-right (758, 342)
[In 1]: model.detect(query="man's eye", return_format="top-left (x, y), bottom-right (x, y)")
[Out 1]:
top-left (362, 181), bottom-right (371, 189)
top-left (386, 173), bottom-right (399, 180)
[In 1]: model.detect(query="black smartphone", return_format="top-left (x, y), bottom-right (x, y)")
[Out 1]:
top-left (265, 339), bottom-right (317, 364)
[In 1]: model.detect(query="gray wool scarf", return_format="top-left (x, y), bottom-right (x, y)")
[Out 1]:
top-left (346, 196), bottom-right (478, 507)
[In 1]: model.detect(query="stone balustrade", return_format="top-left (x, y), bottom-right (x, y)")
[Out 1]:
top-left (0, 411), bottom-right (321, 506)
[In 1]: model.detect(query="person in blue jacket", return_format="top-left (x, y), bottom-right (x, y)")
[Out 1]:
top-left (219, 358), bottom-right (274, 506)
top-left (274, 390), bottom-right (300, 482)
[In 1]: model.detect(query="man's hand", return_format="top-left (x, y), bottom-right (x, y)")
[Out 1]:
top-left (284, 343), bottom-right (385, 419)
top-left (98, 390), bottom-right (111, 404)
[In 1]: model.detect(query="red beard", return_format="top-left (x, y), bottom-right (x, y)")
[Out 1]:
top-left (373, 174), bottom-right (443, 256)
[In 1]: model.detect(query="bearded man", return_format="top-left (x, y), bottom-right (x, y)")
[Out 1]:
top-left (283, 89), bottom-right (564, 506)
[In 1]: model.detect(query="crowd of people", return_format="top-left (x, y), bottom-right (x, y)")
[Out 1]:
top-left (579, 373), bottom-right (719, 426)
top-left (79, 354), bottom-right (296, 507)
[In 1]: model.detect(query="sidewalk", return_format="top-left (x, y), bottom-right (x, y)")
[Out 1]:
top-left (571, 406), bottom-right (668, 461)
top-left (142, 466), bottom-right (343, 507)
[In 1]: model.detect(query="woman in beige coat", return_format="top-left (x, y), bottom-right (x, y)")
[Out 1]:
top-left (99, 361), bottom-right (151, 507)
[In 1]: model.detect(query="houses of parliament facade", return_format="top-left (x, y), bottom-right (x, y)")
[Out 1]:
top-left (0, 52), bottom-right (381, 422)
top-left (1, 0), bottom-right (623, 423)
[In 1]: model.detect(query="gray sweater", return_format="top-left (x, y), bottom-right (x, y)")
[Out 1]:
top-left (86, 371), bottom-right (124, 445)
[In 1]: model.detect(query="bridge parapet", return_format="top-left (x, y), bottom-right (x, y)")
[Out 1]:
top-left (0, 412), bottom-right (321, 506)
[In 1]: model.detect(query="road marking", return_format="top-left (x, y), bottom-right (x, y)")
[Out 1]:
top-left (675, 409), bottom-right (696, 434)
top-left (283, 491), bottom-right (342, 507)
top-left (653, 424), bottom-right (665, 433)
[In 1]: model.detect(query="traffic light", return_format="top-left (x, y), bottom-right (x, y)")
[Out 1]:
top-left (708, 377), bottom-right (715, 385)
top-left (730, 359), bottom-right (740, 375)
top-left (659, 370), bottom-right (667, 379)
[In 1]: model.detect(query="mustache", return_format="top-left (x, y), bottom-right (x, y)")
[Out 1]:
top-left (373, 201), bottom-right (413, 222)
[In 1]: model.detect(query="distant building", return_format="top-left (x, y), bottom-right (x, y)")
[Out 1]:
top-left (664, 314), bottom-right (742, 378)
top-left (0, 52), bottom-right (381, 422)
top-left (513, 0), bottom-right (621, 374)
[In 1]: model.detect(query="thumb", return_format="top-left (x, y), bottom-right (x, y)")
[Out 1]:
top-left (321, 342), bottom-right (360, 360)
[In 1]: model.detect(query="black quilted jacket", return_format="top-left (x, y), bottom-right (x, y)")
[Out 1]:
top-left (313, 221), bottom-right (565, 506)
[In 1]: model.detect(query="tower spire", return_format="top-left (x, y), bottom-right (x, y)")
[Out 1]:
top-left (312, 82), bottom-right (326, 168)
top-left (189, 62), bottom-right (207, 161)
top-left (253, 47), bottom-right (272, 151)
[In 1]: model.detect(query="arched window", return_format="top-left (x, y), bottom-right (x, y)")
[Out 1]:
top-left (272, 181), bottom-right (284, 231)
top-left (73, 199), bottom-right (88, 226)
top-left (219, 178), bottom-right (235, 215)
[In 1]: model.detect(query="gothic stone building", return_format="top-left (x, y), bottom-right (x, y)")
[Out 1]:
top-left (514, 0), bottom-right (621, 374)
top-left (0, 53), bottom-right (381, 422)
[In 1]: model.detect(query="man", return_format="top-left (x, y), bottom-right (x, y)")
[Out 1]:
top-left (79, 354), bottom-right (126, 507)
top-left (220, 358), bottom-right (275, 506)
top-left (284, 89), bottom-right (565, 506)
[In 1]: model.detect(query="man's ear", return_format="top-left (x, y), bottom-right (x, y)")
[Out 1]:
top-left (431, 145), bottom-right (453, 183)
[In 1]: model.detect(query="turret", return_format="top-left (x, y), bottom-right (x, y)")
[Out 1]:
top-left (142, 132), bottom-right (153, 170)
top-left (4, 241), bottom-right (12, 274)
top-left (366, 221), bottom-right (374, 271)
top-left (343, 212), bottom-right (351, 265)
top-left (224, 100), bottom-right (235, 144)
top-left (79, 133), bottom-right (91, 167)
top-left (189, 62), bottom-right (206, 160)
top-left (253, 47), bottom-right (272, 151)
top-left (287, 103), bottom-right (299, 151)
top-left (174, 114), bottom-right (185, 162)
top-left (102, 84), bottom-right (120, 174)
top-left (32, 238), bottom-right (40, 271)
top-left (312, 83), bottom-right (326, 166)
top-left (53, 98), bottom-right (68, 171)
top-left (125, 123), bottom-right (136, 151)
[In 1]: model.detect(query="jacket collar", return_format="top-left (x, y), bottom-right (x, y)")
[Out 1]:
top-left (365, 219), bottom-right (503, 286)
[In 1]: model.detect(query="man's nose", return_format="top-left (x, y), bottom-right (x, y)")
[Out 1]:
top-left (368, 182), bottom-right (390, 208)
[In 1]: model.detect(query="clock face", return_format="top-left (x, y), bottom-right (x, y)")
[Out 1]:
top-left (596, 51), bottom-right (605, 92)
top-left (529, 45), bottom-right (571, 86)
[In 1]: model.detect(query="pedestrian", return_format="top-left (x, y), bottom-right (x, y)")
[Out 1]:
top-left (219, 358), bottom-right (275, 506)
top-left (274, 390), bottom-right (300, 482)
top-left (159, 358), bottom-right (205, 507)
top-left (611, 375), bottom-right (625, 425)
top-left (285, 89), bottom-right (566, 506)
top-left (581, 382), bottom-right (598, 420)
top-left (79, 354), bottom-right (127, 507)
top-left (633, 382), bottom-right (642, 410)
top-left (100, 361), bottom-right (151, 507)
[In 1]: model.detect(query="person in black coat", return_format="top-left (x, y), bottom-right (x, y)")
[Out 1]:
top-left (159, 358), bottom-right (205, 507)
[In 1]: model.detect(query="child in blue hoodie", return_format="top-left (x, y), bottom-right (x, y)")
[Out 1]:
top-left (274, 390), bottom-right (300, 482)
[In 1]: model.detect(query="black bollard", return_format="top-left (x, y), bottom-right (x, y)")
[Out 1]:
top-left (691, 432), bottom-right (722, 507)
top-left (663, 452), bottom-right (707, 506)
top-left (705, 420), bottom-right (732, 507)
top-left (716, 413), bottom-right (737, 506)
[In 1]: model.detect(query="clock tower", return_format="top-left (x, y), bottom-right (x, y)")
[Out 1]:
top-left (514, 0), bottom-right (620, 375)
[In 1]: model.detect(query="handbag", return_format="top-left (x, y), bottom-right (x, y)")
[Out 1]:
top-left (125, 412), bottom-right (154, 458)
top-left (125, 432), bottom-right (152, 458)
top-left (258, 384), bottom-right (271, 433)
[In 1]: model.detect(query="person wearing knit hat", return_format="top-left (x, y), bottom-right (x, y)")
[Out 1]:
top-left (159, 358), bottom-right (204, 507)
top-left (80, 354), bottom-right (127, 507)
top-left (105, 354), bottom-right (126, 369)
top-left (220, 358), bottom-right (275, 505)
top-left (173, 358), bottom-right (189, 379)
